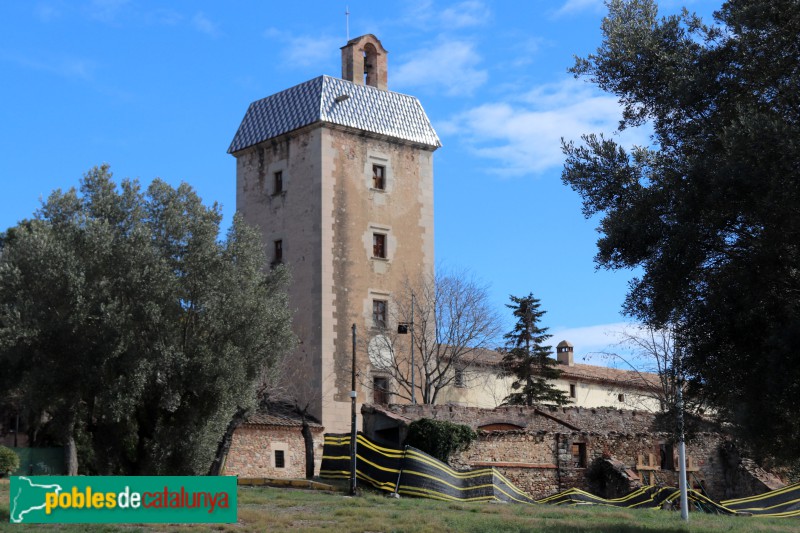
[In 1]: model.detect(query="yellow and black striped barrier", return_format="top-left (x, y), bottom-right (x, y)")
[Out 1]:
top-left (320, 433), bottom-right (800, 517)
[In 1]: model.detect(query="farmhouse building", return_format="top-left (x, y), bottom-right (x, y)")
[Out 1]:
top-left (437, 340), bottom-right (663, 411)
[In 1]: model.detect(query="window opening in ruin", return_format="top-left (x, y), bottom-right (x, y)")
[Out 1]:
top-left (659, 443), bottom-right (675, 470)
top-left (373, 233), bottom-right (386, 258)
top-left (571, 442), bottom-right (587, 468)
top-left (275, 449), bottom-right (285, 468)
top-left (373, 299), bottom-right (387, 329)
top-left (618, 393), bottom-right (625, 402)
top-left (455, 368), bottom-right (465, 388)
top-left (273, 170), bottom-right (283, 195)
top-left (373, 164), bottom-right (385, 190)
top-left (373, 376), bottom-right (389, 404)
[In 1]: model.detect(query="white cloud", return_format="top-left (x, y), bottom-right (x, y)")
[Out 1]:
top-left (551, 322), bottom-right (663, 370)
top-left (263, 28), bottom-right (340, 69)
top-left (550, 322), bottom-right (627, 358)
top-left (393, 40), bottom-right (487, 96)
top-left (553, 0), bottom-right (604, 17)
top-left (440, 1), bottom-right (491, 28)
top-left (35, 3), bottom-right (61, 22)
top-left (86, 0), bottom-right (130, 23)
top-left (1, 51), bottom-right (96, 80)
top-left (440, 77), bottom-right (650, 176)
top-left (191, 11), bottom-right (219, 37)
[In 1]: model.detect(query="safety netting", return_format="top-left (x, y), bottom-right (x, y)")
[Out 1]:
top-left (319, 432), bottom-right (800, 517)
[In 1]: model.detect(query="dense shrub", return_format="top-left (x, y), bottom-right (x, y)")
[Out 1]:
top-left (0, 445), bottom-right (20, 475)
top-left (404, 418), bottom-right (477, 465)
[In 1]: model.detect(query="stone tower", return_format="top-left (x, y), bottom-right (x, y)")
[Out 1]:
top-left (229, 34), bottom-right (440, 434)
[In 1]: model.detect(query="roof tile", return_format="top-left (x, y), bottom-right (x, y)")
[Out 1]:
top-left (229, 76), bottom-right (441, 153)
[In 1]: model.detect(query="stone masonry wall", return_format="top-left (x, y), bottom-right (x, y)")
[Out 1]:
top-left (224, 425), bottom-right (324, 479)
top-left (372, 404), bottom-right (782, 501)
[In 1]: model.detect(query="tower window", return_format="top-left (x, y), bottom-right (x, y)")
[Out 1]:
top-left (273, 240), bottom-right (283, 265)
top-left (273, 171), bottom-right (283, 195)
top-left (373, 233), bottom-right (386, 259)
top-left (372, 164), bottom-right (385, 190)
top-left (274, 449), bottom-right (285, 469)
top-left (373, 376), bottom-right (388, 404)
top-left (373, 299), bottom-right (387, 328)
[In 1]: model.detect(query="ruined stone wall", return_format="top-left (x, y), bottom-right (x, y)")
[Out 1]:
top-left (448, 428), bottom-right (730, 500)
top-left (372, 404), bottom-right (781, 501)
top-left (224, 425), bottom-right (324, 479)
top-left (388, 404), bottom-right (659, 434)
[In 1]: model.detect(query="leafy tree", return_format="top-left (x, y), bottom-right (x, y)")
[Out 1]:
top-left (500, 294), bottom-right (570, 406)
top-left (366, 270), bottom-right (502, 405)
top-left (0, 445), bottom-right (20, 475)
top-left (0, 165), bottom-right (294, 475)
top-left (404, 418), bottom-right (476, 465)
top-left (561, 0), bottom-right (800, 461)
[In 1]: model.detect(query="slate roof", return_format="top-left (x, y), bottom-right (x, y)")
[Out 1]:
top-left (228, 75), bottom-right (441, 154)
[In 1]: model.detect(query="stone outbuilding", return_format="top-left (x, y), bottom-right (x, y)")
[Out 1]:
top-left (223, 407), bottom-right (324, 479)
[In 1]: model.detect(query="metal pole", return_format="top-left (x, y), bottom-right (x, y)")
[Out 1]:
top-left (676, 346), bottom-right (689, 521)
top-left (411, 293), bottom-right (416, 405)
top-left (350, 323), bottom-right (358, 495)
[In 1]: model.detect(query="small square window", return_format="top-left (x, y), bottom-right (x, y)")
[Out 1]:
top-left (275, 449), bottom-right (285, 468)
top-left (273, 171), bottom-right (283, 195)
top-left (373, 233), bottom-right (386, 259)
top-left (618, 393), bottom-right (625, 402)
top-left (373, 299), bottom-right (387, 329)
top-left (372, 164), bottom-right (385, 190)
top-left (273, 240), bottom-right (283, 265)
top-left (569, 384), bottom-right (577, 398)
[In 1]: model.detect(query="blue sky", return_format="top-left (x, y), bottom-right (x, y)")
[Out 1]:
top-left (0, 0), bottom-right (718, 363)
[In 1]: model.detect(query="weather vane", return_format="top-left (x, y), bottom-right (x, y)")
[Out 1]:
top-left (345, 6), bottom-right (350, 41)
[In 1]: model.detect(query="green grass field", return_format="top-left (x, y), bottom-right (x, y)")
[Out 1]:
top-left (1, 478), bottom-right (797, 532)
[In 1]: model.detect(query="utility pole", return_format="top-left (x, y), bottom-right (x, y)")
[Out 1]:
top-left (676, 344), bottom-right (689, 521)
top-left (411, 293), bottom-right (415, 405)
top-left (350, 323), bottom-right (358, 496)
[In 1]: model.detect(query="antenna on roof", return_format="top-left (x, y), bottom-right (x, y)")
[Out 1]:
top-left (345, 6), bottom-right (350, 41)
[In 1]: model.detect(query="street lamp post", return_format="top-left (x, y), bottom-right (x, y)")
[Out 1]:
top-left (350, 323), bottom-right (358, 496)
top-left (676, 345), bottom-right (689, 521)
top-left (410, 293), bottom-right (415, 405)
top-left (397, 293), bottom-right (417, 405)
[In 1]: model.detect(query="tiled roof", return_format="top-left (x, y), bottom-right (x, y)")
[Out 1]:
top-left (244, 410), bottom-right (323, 429)
top-left (228, 75), bottom-right (441, 153)
top-left (559, 363), bottom-right (660, 390)
top-left (469, 348), bottom-right (660, 390)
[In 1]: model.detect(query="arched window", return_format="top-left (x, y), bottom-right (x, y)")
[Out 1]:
top-left (363, 43), bottom-right (378, 87)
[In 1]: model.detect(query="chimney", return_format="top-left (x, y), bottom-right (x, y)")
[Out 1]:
top-left (341, 34), bottom-right (388, 90)
top-left (556, 340), bottom-right (574, 366)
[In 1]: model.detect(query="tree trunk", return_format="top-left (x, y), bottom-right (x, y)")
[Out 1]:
top-left (301, 417), bottom-right (315, 479)
top-left (64, 409), bottom-right (78, 476)
top-left (208, 407), bottom-right (249, 476)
